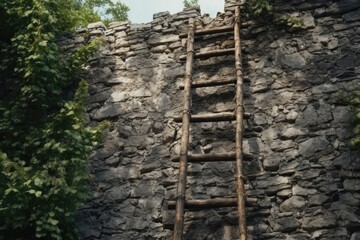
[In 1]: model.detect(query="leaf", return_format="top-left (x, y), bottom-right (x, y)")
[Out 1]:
top-left (34, 177), bottom-right (43, 187)
top-left (72, 124), bottom-right (80, 129)
top-left (35, 191), bottom-right (42, 197)
top-left (49, 219), bottom-right (59, 225)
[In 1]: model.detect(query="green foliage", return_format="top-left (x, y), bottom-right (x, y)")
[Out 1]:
top-left (350, 88), bottom-right (360, 149)
top-left (247, 0), bottom-right (304, 30)
top-left (0, 0), bottom-right (109, 239)
top-left (74, 0), bottom-right (129, 27)
top-left (248, 0), bottom-right (272, 16)
top-left (183, 0), bottom-right (199, 8)
top-left (274, 14), bottom-right (305, 30)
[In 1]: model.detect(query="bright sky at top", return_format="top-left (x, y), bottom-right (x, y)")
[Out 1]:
top-left (121, 0), bottom-right (224, 24)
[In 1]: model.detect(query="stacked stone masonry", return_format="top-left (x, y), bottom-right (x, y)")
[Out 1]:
top-left (57, 0), bottom-right (360, 239)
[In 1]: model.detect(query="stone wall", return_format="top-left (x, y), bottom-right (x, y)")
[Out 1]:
top-left (59, 0), bottom-right (360, 239)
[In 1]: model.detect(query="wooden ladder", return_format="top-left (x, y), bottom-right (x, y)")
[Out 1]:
top-left (171, 6), bottom-right (250, 240)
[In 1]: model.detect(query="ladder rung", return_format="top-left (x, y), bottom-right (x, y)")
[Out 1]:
top-left (168, 197), bottom-right (257, 210)
top-left (179, 25), bottom-right (234, 38)
top-left (174, 112), bottom-right (251, 123)
top-left (179, 48), bottom-right (235, 61)
top-left (179, 77), bottom-right (237, 89)
top-left (171, 152), bottom-right (254, 162)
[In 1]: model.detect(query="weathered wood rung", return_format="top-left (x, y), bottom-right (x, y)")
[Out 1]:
top-left (174, 112), bottom-right (252, 123)
top-left (179, 48), bottom-right (235, 61)
top-left (171, 152), bottom-right (254, 162)
top-left (168, 197), bottom-right (257, 210)
top-left (178, 21), bottom-right (254, 39)
top-left (179, 25), bottom-right (234, 38)
top-left (179, 77), bottom-right (237, 89)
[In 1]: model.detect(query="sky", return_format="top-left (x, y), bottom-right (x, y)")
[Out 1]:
top-left (120, 0), bottom-right (224, 24)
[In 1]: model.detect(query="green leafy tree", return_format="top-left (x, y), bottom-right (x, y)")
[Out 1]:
top-left (183, 0), bottom-right (199, 8)
top-left (0, 0), bottom-right (109, 239)
top-left (247, 0), bottom-right (304, 30)
top-left (74, 0), bottom-right (129, 27)
top-left (248, 0), bottom-right (272, 16)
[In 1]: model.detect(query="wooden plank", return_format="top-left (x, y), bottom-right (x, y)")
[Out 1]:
top-left (179, 48), bottom-right (235, 61)
top-left (179, 25), bottom-right (234, 38)
top-left (171, 152), bottom-right (254, 162)
top-left (179, 77), bottom-right (237, 89)
top-left (173, 18), bottom-right (195, 240)
top-left (168, 198), bottom-right (257, 210)
top-left (178, 21), bottom-right (255, 39)
top-left (173, 112), bottom-right (252, 123)
top-left (234, 6), bottom-right (247, 240)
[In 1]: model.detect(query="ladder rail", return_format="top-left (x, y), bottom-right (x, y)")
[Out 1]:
top-left (173, 18), bottom-right (195, 240)
top-left (234, 6), bottom-right (247, 240)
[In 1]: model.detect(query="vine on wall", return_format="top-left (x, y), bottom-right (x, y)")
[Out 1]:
top-left (0, 0), bottom-right (109, 239)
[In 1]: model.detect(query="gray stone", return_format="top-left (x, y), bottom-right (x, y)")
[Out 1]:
top-left (297, 105), bottom-right (317, 126)
top-left (76, 216), bottom-right (101, 238)
top-left (154, 93), bottom-right (171, 111)
top-left (302, 13), bottom-right (315, 29)
top-left (110, 92), bottom-right (130, 102)
top-left (312, 228), bottom-right (348, 240)
top-left (343, 179), bottom-right (360, 191)
top-left (131, 181), bottom-right (156, 198)
top-left (333, 106), bottom-right (351, 124)
top-left (292, 185), bottom-right (317, 196)
top-left (94, 137), bottom-right (119, 159)
top-left (89, 90), bottom-right (112, 103)
top-left (280, 127), bottom-right (305, 139)
top-left (309, 194), bottom-right (328, 206)
top-left (301, 212), bottom-right (337, 231)
top-left (339, 192), bottom-right (360, 206)
top-left (115, 31), bottom-right (126, 38)
top-left (148, 34), bottom-right (179, 45)
top-left (254, 113), bottom-right (269, 125)
top-left (312, 84), bottom-right (339, 94)
top-left (280, 196), bottom-right (307, 212)
top-left (88, 21), bottom-right (106, 29)
top-left (328, 38), bottom-right (339, 50)
top-left (269, 216), bottom-right (300, 232)
top-left (277, 189), bottom-right (292, 198)
top-left (286, 110), bottom-right (298, 122)
top-left (130, 88), bottom-right (152, 97)
top-left (256, 176), bottom-right (290, 189)
top-left (151, 45), bottom-right (167, 53)
top-left (261, 127), bottom-right (278, 141)
top-left (270, 140), bottom-right (295, 151)
top-left (286, 233), bottom-right (311, 240)
top-left (317, 103), bottom-right (333, 123)
top-left (343, 9), bottom-right (360, 22)
top-left (140, 145), bottom-right (169, 173)
top-left (283, 53), bottom-right (307, 69)
top-left (351, 232), bottom-right (360, 240)
top-left (328, 0), bottom-right (360, 15)
top-left (105, 184), bottom-right (131, 203)
top-left (294, 169), bottom-right (321, 180)
top-left (164, 66), bottom-right (185, 79)
top-left (107, 76), bottom-right (132, 84)
top-left (263, 154), bottom-right (280, 171)
top-left (104, 217), bottom-right (125, 230)
top-left (115, 39), bottom-right (130, 48)
top-left (298, 137), bottom-right (330, 158)
top-left (93, 103), bottom-right (126, 120)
